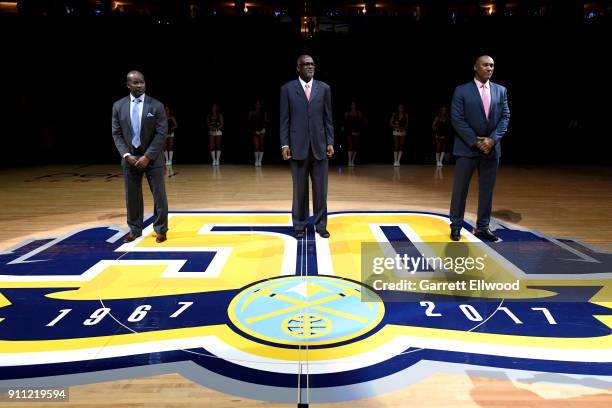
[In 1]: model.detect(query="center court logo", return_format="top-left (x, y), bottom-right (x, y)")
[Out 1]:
top-left (0, 211), bottom-right (610, 403)
top-left (228, 276), bottom-right (384, 345)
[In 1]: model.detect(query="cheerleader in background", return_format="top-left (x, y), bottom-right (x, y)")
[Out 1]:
top-left (164, 106), bottom-right (178, 166)
top-left (432, 105), bottom-right (452, 167)
top-left (344, 101), bottom-right (364, 166)
top-left (207, 103), bottom-right (224, 165)
top-left (248, 101), bottom-right (268, 166)
top-left (389, 103), bottom-right (408, 166)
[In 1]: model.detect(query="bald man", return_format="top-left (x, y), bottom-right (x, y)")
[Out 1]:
top-left (280, 55), bottom-right (334, 239)
top-left (112, 70), bottom-right (169, 243)
top-left (449, 55), bottom-right (510, 242)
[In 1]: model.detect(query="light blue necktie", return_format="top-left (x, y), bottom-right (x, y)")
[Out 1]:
top-left (131, 99), bottom-right (141, 148)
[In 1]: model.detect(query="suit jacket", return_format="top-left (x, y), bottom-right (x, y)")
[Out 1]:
top-left (112, 95), bottom-right (167, 168)
top-left (450, 81), bottom-right (510, 158)
top-left (280, 79), bottom-right (334, 161)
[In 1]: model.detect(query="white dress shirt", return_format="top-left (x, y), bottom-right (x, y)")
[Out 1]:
top-left (299, 76), bottom-right (313, 95)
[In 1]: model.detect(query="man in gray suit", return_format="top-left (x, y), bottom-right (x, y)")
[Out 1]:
top-left (280, 55), bottom-right (334, 239)
top-left (112, 70), bottom-right (169, 243)
top-left (449, 55), bottom-right (510, 242)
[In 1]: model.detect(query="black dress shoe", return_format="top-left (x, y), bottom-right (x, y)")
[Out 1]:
top-left (155, 233), bottom-right (167, 243)
top-left (474, 228), bottom-right (499, 242)
top-left (450, 228), bottom-right (461, 241)
top-left (294, 230), bottom-right (305, 239)
top-left (123, 232), bottom-right (142, 243)
top-left (316, 229), bottom-right (330, 238)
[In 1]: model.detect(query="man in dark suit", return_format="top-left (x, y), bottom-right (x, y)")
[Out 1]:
top-left (449, 55), bottom-right (510, 242)
top-left (112, 70), bottom-right (169, 243)
top-left (280, 55), bottom-right (334, 239)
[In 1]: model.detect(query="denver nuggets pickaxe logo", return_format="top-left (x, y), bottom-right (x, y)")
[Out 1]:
top-left (283, 314), bottom-right (331, 339)
top-left (0, 211), bottom-right (611, 403)
top-left (229, 276), bottom-right (384, 345)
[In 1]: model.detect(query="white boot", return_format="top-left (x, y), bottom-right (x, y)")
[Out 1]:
top-left (168, 151), bottom-right (173, 165)
top-left (397, 151), bottom-right (402, 166)
top-left (215, 150), bottom-right (221, 165)
top-left (210, 151), bottom-right (216, 165)
top-left (164, 151), bottom-right (169, 165)
top-left (435, 152), bottom-right (441, 166)
top-left (258, 151), bottom-right (264, 166)
top-left (393, 151), bottom-right (398, 166)
top-left (254, 152), bottom-right (259, 166)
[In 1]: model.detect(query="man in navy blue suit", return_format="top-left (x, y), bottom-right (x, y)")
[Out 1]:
top-left (280, 55), bottom-right (334, 239)
top-left (449, 55), bottom-right (510, 242)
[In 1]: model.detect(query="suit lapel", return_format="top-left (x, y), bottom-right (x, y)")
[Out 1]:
top-left (123, 96), bottom-right (138, 145)
top-left (309, 80), bottom-right (319, 103)
top-left (488, 83), bottom-right (497, 118)
top-left (293, 80), bottom-right (305, 101)
top-left (294, 79), bottom-right (315, 103)
top-left (469, 81), bottom-right (487, 119)
top-left (141, 96), bottom-right (151, 139)
top-left (124, 96), bottom-right (132, 128)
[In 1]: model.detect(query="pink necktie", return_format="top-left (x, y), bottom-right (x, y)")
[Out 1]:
top-left (304, 84), bottom-right (311, 101)
top-left (481, 84), bottom-right (490, 119)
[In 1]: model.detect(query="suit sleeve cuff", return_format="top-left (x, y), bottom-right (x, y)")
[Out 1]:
top-left (123, 153), bottom-right (131, 158)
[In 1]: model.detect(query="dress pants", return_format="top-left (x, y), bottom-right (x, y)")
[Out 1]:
top-left (290, 149), bottom-right (328, 232)
top-left (123, 163), bottom-right (168, 235)
top-left (449, 155), bottom-right (498, 230)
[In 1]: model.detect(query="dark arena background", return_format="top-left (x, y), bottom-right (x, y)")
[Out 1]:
top-left (1, 1), bottom-right (611, 407)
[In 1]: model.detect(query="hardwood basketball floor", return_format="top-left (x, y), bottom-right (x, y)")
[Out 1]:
top-left (2, 164), bottom-right (612, 245)
top-left (0, 163), bottom-right (611, 407)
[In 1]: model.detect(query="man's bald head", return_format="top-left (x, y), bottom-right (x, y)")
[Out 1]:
top-left (126, 70), bottom-right (146, 98)
top-left (474, 55), bottom-right (494, 83)
top-left (127, 70), bottom-right (144, 82)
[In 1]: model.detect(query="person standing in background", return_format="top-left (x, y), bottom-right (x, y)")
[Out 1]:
top-left (344, 101), bottom-right (364, 166)
top-left (207, 103), bottom-right (224, 165)
top-left (432, 105), bottom-right (452, 167)
top-left (248, 101), bottom-right (268, 166)
top-left (164, 105), bottom-right (178, 166)
top-left (389, 103), bottom-right (408, 166)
